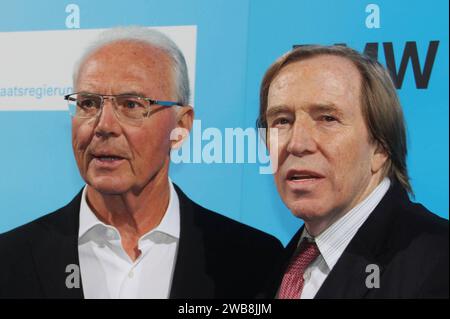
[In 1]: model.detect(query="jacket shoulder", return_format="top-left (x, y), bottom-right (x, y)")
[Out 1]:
top-left (382, 200), bottom-right (449, 297)
top-left (196, 201), bottom-right (282, 249)
top-left (393, 200), bottom-right (448, 248)
top-left (0, 191), bottom-right (81, 250)
top-left (174, 183), bottom-right (283, 251)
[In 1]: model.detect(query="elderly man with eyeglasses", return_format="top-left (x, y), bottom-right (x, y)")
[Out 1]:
top-left (0, 27), bottom-right (282, 299)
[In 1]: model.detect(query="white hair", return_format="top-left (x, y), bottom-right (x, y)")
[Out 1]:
top-left (72, 26), bottom-right (190, 105)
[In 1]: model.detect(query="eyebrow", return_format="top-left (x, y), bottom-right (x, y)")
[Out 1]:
top-left (266, 105), bottom-right (292, 118)
top-left (118, 91), bottom-right (147, 97)
top-left (309, 103), bottom-right (345, 118)
top-left (266, 103), bottom-right (345, 118)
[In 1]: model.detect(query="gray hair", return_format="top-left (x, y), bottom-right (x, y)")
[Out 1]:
top-left (73, 26), bottom-right (190, 105)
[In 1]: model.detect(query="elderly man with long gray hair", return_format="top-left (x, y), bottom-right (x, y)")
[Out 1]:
top-left (258, 45), bottom-right (448, 299)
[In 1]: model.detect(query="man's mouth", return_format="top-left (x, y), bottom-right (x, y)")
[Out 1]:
top-left (286, 170), bottom-right (324, 181)
top-left (90, 151), bottom-right (127, 165)
top-left (289, 175), bottom-right (316, 181)
top-left (94, 155), bottom-right (124, 162)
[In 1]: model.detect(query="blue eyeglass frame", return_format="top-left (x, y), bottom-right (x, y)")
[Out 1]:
top-left (64, 92), bottom-right (184, 108)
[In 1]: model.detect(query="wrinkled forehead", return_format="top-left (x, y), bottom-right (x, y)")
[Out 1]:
top-left (268, 55), bottom-right (362, 106)
top-left (75, 40), bottom-right (174, 94)
top-left (272, 55), bottom-right (361, 90)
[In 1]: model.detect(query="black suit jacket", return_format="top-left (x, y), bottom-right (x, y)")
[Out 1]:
top-left (0, 185), bottom-right (283, 298)
top-left (267, 182), bottom-right (449, 299)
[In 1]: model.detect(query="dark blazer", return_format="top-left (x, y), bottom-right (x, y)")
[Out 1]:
top-left (0, 184), bottom-right (283, 298)
top-left (267, 182), bottom-right (449, 299)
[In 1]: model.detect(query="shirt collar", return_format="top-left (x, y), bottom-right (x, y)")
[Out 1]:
top-left (78, 179), bottom-right (180, 241)
top-left (299, 177), bottom-right (391, 271)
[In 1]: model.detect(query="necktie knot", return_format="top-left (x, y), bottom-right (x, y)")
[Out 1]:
top-left (278, 239), bottom-right (321, 299)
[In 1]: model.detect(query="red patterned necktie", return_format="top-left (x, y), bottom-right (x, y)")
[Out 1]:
top-left (278, 239), bottom-right (321, 299)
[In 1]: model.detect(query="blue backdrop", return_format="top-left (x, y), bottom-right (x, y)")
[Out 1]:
top-left (0, 0), bottom-right (448, 245)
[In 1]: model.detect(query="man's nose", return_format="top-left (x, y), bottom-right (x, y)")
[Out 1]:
top-left (286, 119), bottom-right (317, 157)
top-left (94, 99), bottom-right (121, 138)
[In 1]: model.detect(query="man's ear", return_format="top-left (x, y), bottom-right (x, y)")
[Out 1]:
top-left (170, 106), bottom-right (194, 149)
top-left (371, 142), bottom-right (388, 174)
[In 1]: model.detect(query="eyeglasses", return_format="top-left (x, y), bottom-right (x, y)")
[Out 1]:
top-left (64, 92), bottom-right (183, 125)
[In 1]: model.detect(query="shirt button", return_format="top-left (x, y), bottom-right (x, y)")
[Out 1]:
top-left (128, 271), bottom-right (134, 278)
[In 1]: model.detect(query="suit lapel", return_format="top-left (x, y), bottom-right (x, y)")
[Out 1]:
top-left (276, 224), bottom-right (378, 298)
top-left (276, 183), bottom-right (406, 298)
top-left (315, 183), bottom-right (406, 298)
top-left (30, 191), bottom-right (84, 298)
top-left (169, 185), bottom-right (214, 298)
top-left (314, 237), bottom-right (379, 298)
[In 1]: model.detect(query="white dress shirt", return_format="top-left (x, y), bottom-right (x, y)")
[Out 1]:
top-left (78, 180), bottom-right (180, 299)
top-left (295, 178), bottom-right (391, 299)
